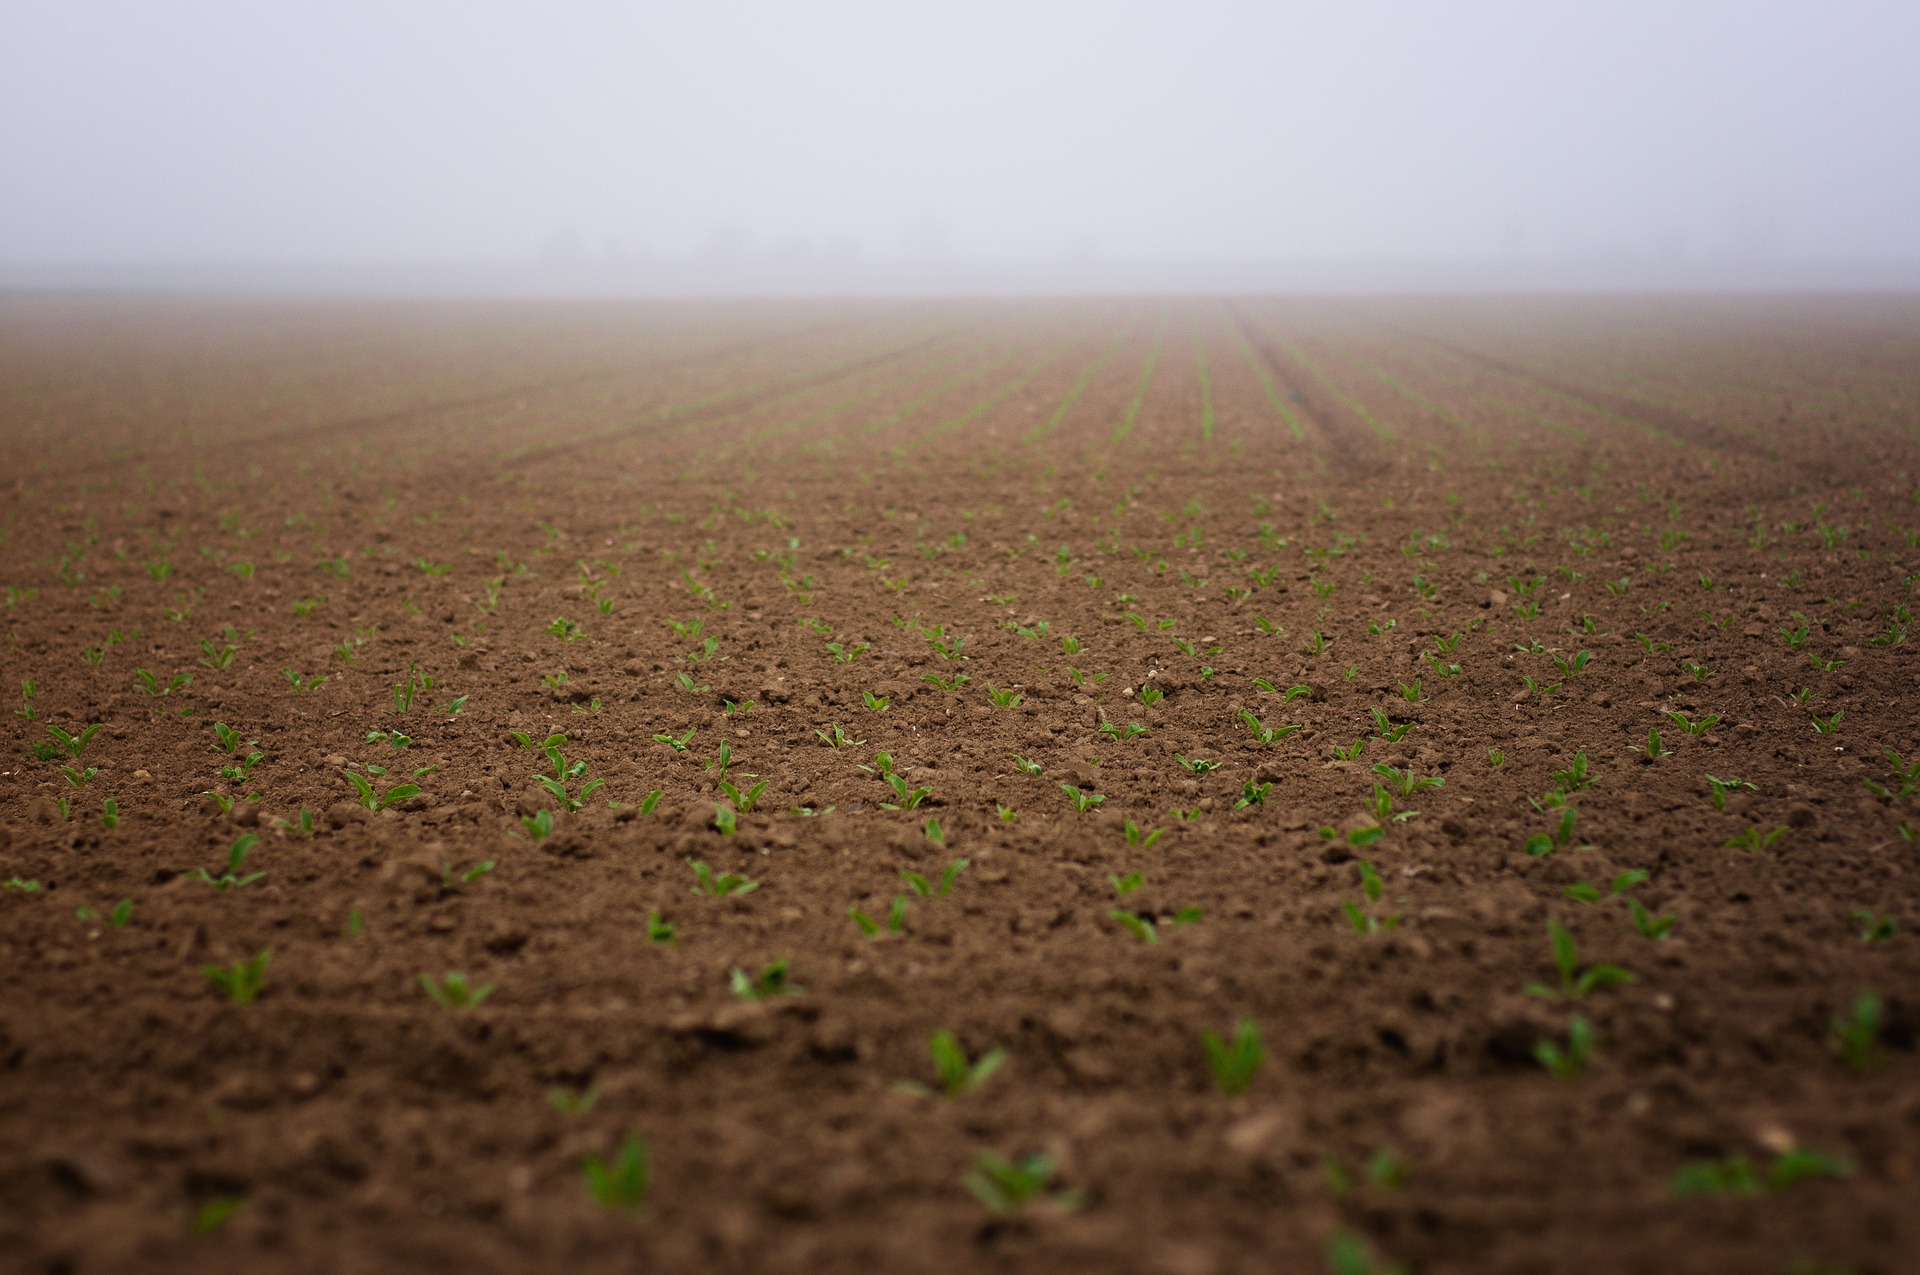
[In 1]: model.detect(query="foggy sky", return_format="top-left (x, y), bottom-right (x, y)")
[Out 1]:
top-left (3, 1), bottom-right (1917, 291)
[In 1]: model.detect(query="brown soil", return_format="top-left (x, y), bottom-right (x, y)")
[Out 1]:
top-left (2, 295), bottom-right (1918, 1275)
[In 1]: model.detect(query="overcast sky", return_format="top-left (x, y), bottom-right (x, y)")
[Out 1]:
top-left (3, 1), bottom-right (1917, 277)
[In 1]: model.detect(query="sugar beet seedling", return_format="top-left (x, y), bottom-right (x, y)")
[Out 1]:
top-left (1526, 920), bottom-right (1634, 1000)
top-left (963, 1151), bottom-right (1083, 1217)
top-left (202, 949), bottom-right (270, 1004)
top-left (898, 1029), bottom-right (1007, 1098)
top-left (1341, 859), bottom-right (1399, 934)
top-left (193, 834), bottom-right (265, 891)
top-left (1200, 1019), bottom-right (1264, 1095)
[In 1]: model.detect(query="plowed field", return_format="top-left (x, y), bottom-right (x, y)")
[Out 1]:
top-left (3, 295), bottom-right (1918, 1274)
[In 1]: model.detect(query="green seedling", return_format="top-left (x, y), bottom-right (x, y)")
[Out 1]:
top-left (1862, 748), bottom-right (1920, 800)
top-left (1526, 920), bottom-right (1634, 999)
top-left (44, 723), bottom-right (102, 759)
top-left (1643, 726), bottom-right (1672, 759)
top-left (653, 725), bottom-right (697, 753)
top-left (729, 958), bottom-right (800, 1001)
top-left (420, 970), bottom-right (493, 1010)
top-left (825, 641), bottom-right (869, 664)
top-left (964, 1151), bottom-right (1082, 1216)
top-left (344, 769), bottom-right (419, 812)
top-left (1175, 754), bottom-right (1220, 773)
top-left (133, 668), bottom-right (192, 697)
top-left (1137, 685), bottom-right (1166, 706)
top-left (546, 616), bottom-right (584, 642)
top-left (645, 908), bottom-right (676, 943)
top-left (217, 750), bottom-right (263, 784)
top-left (1626, 898), bottom-right (1675, 941)
top-left (1234, 778), bottom-right (1272, 808)
top-left (1365, 1149), bottom-right (1410, 1191)
top-left (1809, 653), bottom-right (1846, 673)
top-left (89, 898), bottom-right (133, 928)
top-left (3, 877), bottom-right (42, 892)
top-left (1346, 824), bottom-right (1385, 848)
top-left (548, 1086), bottom-right (600, 1116)
top-left (61, 764), bottom-right (100, 788)
top-left (192, 834), bottom-right (265, 890)
top-left (711, 802), bottom-right (737, 835)
top-left (1853, 910), bottom-right (1898, 942)
top-left (1124, 819), bottom-right (1165, 848)
top-left (389, 661), bottom-right (433, 714)
top-left (1829, 992), bottom-right (1884, 1073)
top-left (1704, 774), bottom-right (1756, 811)
top-left (717, 779), bottom-right (767, 813)
top-left (1098, 718), bottom-right (1148, 741)
top-left (1487, 747), bottom-right (1505, 767)
top-left (202, 948), bottom-right (271, 1004)
top-left (581, 1135), bottom-right (649, 1215)
top-left (1009, 754), bottom-right (1044, 776)
top-left (1110, 871), bottom-right (1143, 895)
top-left (197, 640), bottom-right (238, 671)
top-left (1325, 1230), bottom-right (1406, 1275)
top-left (1368, 708), bottom-right (1412, 743)
top-left (1238, 709), bottom-right (1298, 743)
top-left (1811, 710), bottom-right (1844, 735)
top-left (996, 803), bottom-right (1017, 823)
top-left (704, 741), bottom-right (733, 782)
top-left (922, 672), bottom-right (971, 691)
top-left (687, 858), bottom-right (758, 897)
top-left (1060, 784), bottom-right (1105, 813)
top-left (815, 722), bottom-right (865, 749)
top-left (722, 698), bottom-right (755, 715)
top-left (1341, 859), bottom-right (1399, 934)
top-left (521, 809), bottom-right (554, 840)
top-left (1372, 762), bottom-right (1443, 800)
top-left (862, 690), bottom-right (890, 712)
top-left (281, 667), bottom-right (330, 692)
top-left (1200, 1019), bottom-right (1265, 1095)
top-left (1534, 1015), bottom-right (1595, 1080)
top-left (441, 860), bottom-right (494, 888)
top-left (1671, 1151), bottom-right (1852, 1198)
top-left (985, 685), bottom-right (1023, 708)
top-left (1525, 806), bottom-right (1582, 857)
top-left (1665, 710), bottom-right (1720, 737)
top-left (1332, 739), bottom-right (1366, 762)
top-left (849, 895), bottom-right (908, 937)
top-left (271, 806), bottom-right (316, 836)
top-left (881, 772), bottom-right (932, 810)
top-left (675, 672), bottom-right (709, 694)
top-left (1109, 907), bottom-right (1200, 944)
top-left (901, 1029), bottom-right (1006, 1097)
top-left (1725, 825), bottom-right (1786, 852)
top-left (900, 858), bottom-right (970, 897)
top-left (1549, 752), bottom-right (1595, 793)
top-left (922, 816), bottom-right (945, 843)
